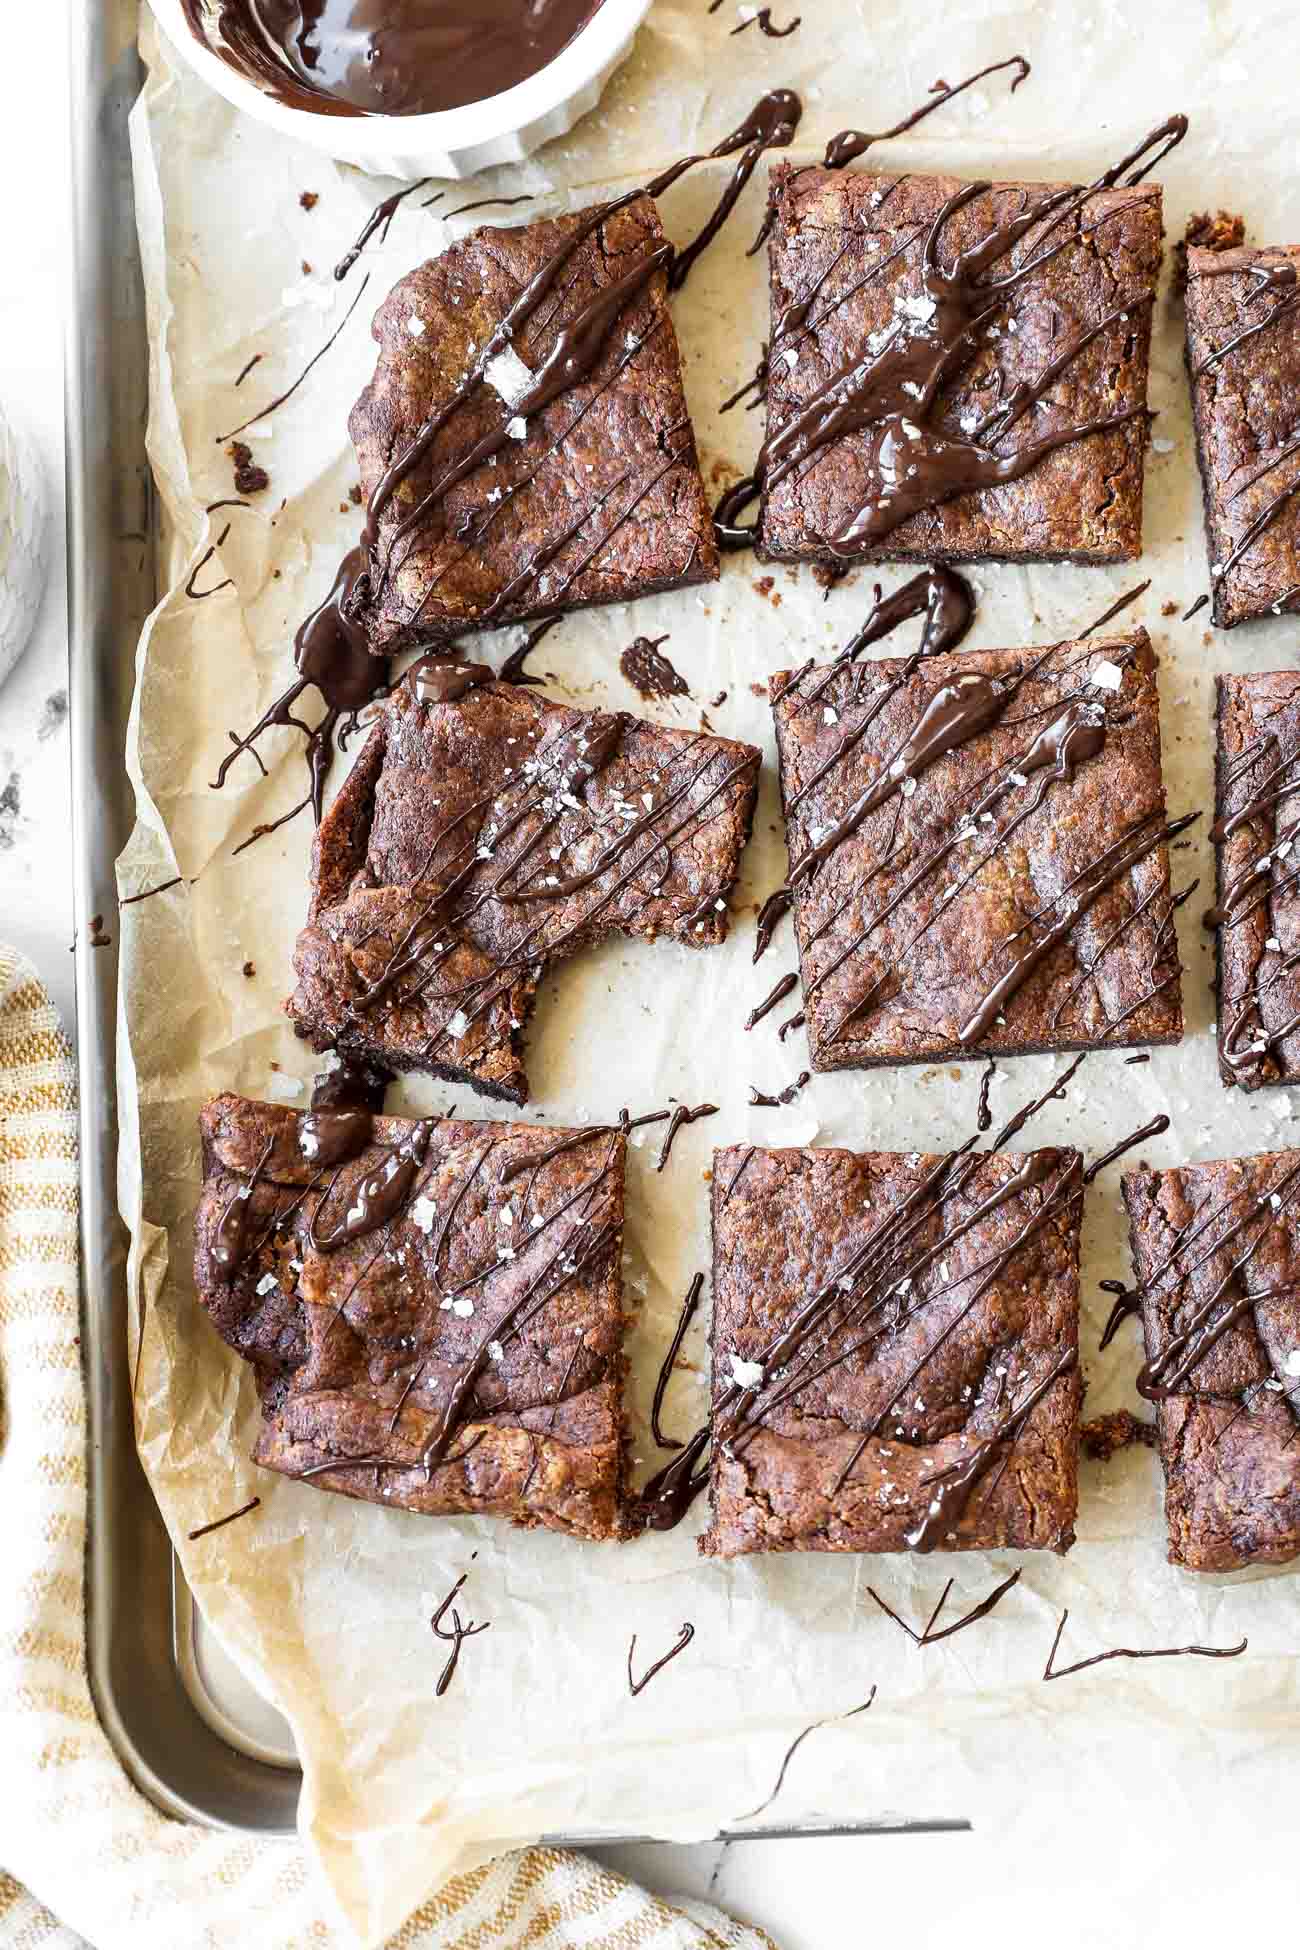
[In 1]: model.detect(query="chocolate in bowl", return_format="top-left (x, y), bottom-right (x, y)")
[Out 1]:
top-left (180, 0), bottom-right (607, 118)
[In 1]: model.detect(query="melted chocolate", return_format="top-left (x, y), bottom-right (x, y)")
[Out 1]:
top-left (431, 1565), bottom-right (491, 1698)
top-left (309, 1118), bottom-right (436, 1250)
top-left (182, 0), bottom-right (606, 119)
top-left (211, 1136), bottom-right (275, 1280)
top-left (655, 1102), bottom-right (718, 1170)
top-left (635, 1139), bottom-right (1083, 1534)
top-left (735, 1690), bottom-right (875, 1822)
top-left (717, 116), bottom-right (1185, 554)
top-left (1043, 1612), bottom-right (1246, 1682)
top-left (187, 1496), bottom-right (261, 1541)
top-left (976, 1057), bottom-right (996, 1131)
top-left (651, 1272), bottom-right (705, 1450)
top-left (731, 7), bottom-right (800, 36)
top-left (499, 616), bottom-right (559, 686)
top-left (335, 181), bottom-right (429, 280)
top-left (748, 1071), bottom-right (810, 1107)
top-left (627, 1622), bottom-right (695, 1696)
top-left (298, 1056), bottom-right (392, 1167)
top-left (1082, 1114), bottom-right (1168, 1183)
top-left (867, 1566), bottom-right (1021, 1645)
top-left (620, 634), bottom-right (690, 703)
top-left (823, 57), bottom-right (1030, 171)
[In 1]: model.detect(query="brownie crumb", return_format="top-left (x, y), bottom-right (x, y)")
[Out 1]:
top-left (1081, 1410), bottom-right (1156, 1462)
top-left (242, 960), bottom-right (256, 978)
top-left (228, 439), bottom-right (270, 496)
top-left (1174, 208), bottom-right (1245, 294)
top-left (299, 190), bottom-right (319, 212)
top-left (348, 483), bottom-right (363, 505)
top-left (1161, 600), bottom-right (1178, 616)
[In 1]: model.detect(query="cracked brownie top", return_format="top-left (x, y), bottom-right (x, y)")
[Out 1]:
top-left (289, 665), bottom-right (760, 1103)
top-left (194, 1092), bottom-right (629, 1541)
top-left (701, 1142), bottom-right (1083, 1557)
top-left (766, 624), bottom-right (1185, 1073)
top-left (758, 165), bottom-right (1163, 566)
top-left (349, 194), bottom-right (719, 651)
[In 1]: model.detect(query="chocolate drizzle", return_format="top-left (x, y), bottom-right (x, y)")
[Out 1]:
top-left (730, 7), bottom-right (800, 37)
top-left (867, 1566), bottom-right (1021, 1645)
top-left (298, 1056), bottom-right (392, 1168)
top-left (181, 0), bottom-right (606, 119)
top-left (1043, 1612), bottom-right (1246, 1682)
top-left (187, 1496), bottom-right (261, 1541)
top-left (1212, 719), bottom-right (1300, 1082)
top-left (211, 1136), bottom-right (275, 1280)
top-left (635, 1110), bottom-right (1085, 1535)
top-left (656, 1102), bottom-right (718, 1170)
top-left (499, 617), bottom-right (560, 687)
top-left (212, 93), bottom-right (791, 847)
top-left (627, 1622), bottom-right (695, 1696)
top-left (718, 114), bottom-right (1184, 554)
top-left (651, 1273), bottom-right (705, 1450)
top-left (735, 1689), bottom-right (875, 1822)
top-left (431, 1564), bottom-right (491, 1698)
top-left (748, 1072), bottom-right (810, 1107)
top-left (1107, 1151), bottom-right (1300, 1399)
top-left (822, 57), bottom-right (1030, 172)
top-left (620, 635), bottom-right (690, 703)
top-left (309, 1119), bottom-right (436, 1250)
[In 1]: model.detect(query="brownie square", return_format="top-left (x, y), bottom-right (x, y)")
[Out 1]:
top-left (1214, 671), bottom-right (1300, 1088)
top-left (1185, 246), bottom-right (1300, 629)
top-left (1122, 1149), bottom-right (1300, 1571)
top-left (289, 669), bottom-right (760, 1102)
top-left (759, 165), bottom-right (1163, 567)
top-left (768, 625), bottom-right (1184, 1074)
top-left (194, 1093), bottom-right (629, 1540)
top-left (702, 1142), bottom-right (1083, 1557)
top-left (350, 194), bottom-right (719, 651)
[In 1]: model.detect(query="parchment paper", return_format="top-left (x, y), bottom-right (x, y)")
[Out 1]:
top-left (121, 5), bottom-right (1300, 1942)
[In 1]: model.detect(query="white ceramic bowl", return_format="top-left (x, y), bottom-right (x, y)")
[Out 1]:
top-left (146, 0), bottom-right (655, 179)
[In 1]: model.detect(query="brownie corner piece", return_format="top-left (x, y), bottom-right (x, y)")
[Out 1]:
top-left (699, 1142), bottom-right (1082, 1559)
top-left (349, 192), bottom-right (719, 650)
top-left (194, 1093), bottom-right (630, 1541)
top-left (758, 162), bottom-right (1162, 568)
top-left (1121, 1149), bottom-right (1300, 1571)
top-left (1184, 245), bottom-right (1300, 629)
top-left (1214, 668), bottom-right (1300, 1089)
top-left (769, 625), bottom-right (1184, 1075)
top-left (288, 672), bottom-right (759, 1102)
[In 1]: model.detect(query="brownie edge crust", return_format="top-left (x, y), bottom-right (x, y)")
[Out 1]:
top-left (194, 1094), bottom-right (629, 1541)
top-left (701, 1143), bottom-right (1083, 1558)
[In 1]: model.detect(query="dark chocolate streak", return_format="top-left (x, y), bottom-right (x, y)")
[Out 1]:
top-left (1103, 1150), bottom-right (1300, 1395)
top-left (734, 1690), bottom-right (876, 1823)
top-left (620, 634), bottom-right (690, 703)
top-left (656, 1103), bottom-right (719, 1170)
top-left (627, 1622), bottom-right (694, 1696)
top-left (731, 8), bottom-right (800, 37)
top-left (651, 1273), bottom-right (705, 1450)
top-left (868, 1566), bottom-right (1021, 1645)
top-left (431, 1566), bottom-right (491, 1699)
top-left (180, 0), bottom-right (605, 119)
top-left (1211, 725), bottom-right (1300, 1081)
top-left (186, 1496), bottom-right (261, 1541)
top-left (499, 616), bottom-right (560, 687)
top-left (1186, 260), bottom-right (1300, 606)
top-left (823, 57), bottom-right (1030, 171)
top-left (748, 1071), bottom-right (810, 1107)
top-left (1043, 1611), bottom-right (1246, 1681)
top-left (635, 1114), bottom-right (1083, 1535)
top-left (761, 626), bottom-right (1191, 1055)
top-left (716, 113), bottom-right (1184, 553)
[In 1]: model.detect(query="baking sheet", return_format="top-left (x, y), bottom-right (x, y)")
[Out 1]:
top-left (121, 4), bottom-right (1300, 1942)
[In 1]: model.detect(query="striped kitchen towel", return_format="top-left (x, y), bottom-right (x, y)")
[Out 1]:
top-left (0, 944), bottom-right (773, 1950)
